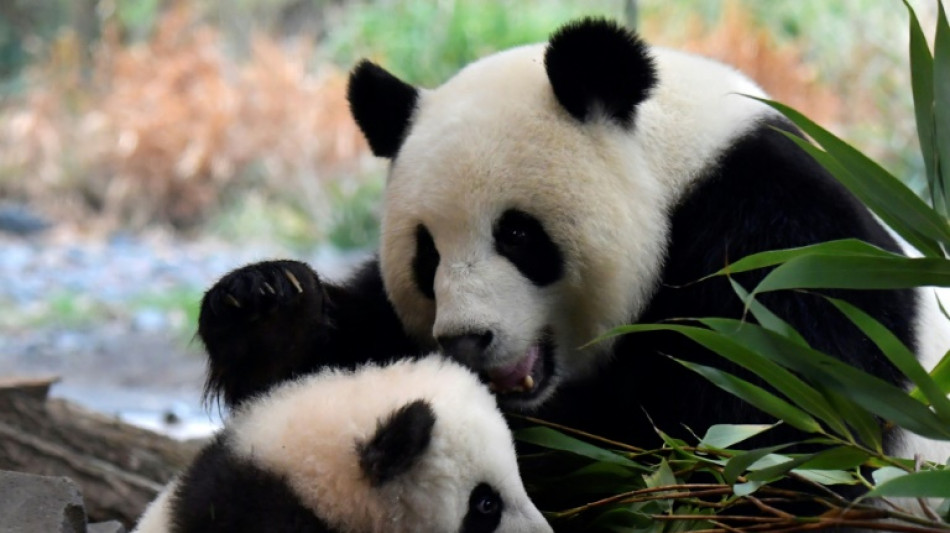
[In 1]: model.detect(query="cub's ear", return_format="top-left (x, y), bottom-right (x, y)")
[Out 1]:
top-left (358, 399), bottom-right (436, 486)
top-left (544, 18), bottom-right (657, 128)
top-left (347, 60), bottom-right (419, 158)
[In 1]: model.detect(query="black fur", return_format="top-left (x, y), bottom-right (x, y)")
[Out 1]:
top-left (199, 117), bottom-right (917, 452)
top-left (544, 18), bottom-right (657, 127)
top-left (200, 23), bottom-right (915, 457)
top-left (199, 258), bottom-right (423, 408)
top-left (347, 60), bottom-right (419, 158)
top-left (413, 224), bottom-right (439, 299)
top-left (168, 434), bottom-right (333, 532)
top-left (461, 483), bottom-right (504, 533)
top-left (493, 209), bottom-right (564, 287)
top-left (529, 117), bottom-right (915, 452)
top-left (358, 400), bottom-right (436, 486)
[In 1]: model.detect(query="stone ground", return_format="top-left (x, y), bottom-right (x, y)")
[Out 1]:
top-left (0, 226), bottom-right (367, 439)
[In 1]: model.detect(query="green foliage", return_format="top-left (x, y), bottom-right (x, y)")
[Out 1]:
top-left (325, 178), bottom-right (384, 250)
top-left (323, 0), bottom-right (625, 87)
top-left (519, 3), bottom-right (950, 531)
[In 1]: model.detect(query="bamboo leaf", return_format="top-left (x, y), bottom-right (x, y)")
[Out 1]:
top-left (903, 0), bottom-right (939, 209)
top-left (872, 466), bottom-right (910, 486)
top-left (724, 445), bottom-right (792, 485)
top-left (711, 239), bottom-right (903, 279)
top-left (782, 133), bottom-right (946, 257)
top-left (515, 427), bottom-right (643, 468)
top-left (866, 470), bottom-right (950, 498)
top-left (934, 0), bottom-right (950, 214)
top-left (822, 388), bottom-right (884, 453)
top-left (747, 455), bottom-right (812, 483)
top-left (729, 278), bottom-right (808, 346)
top-left (609, 323), bottom-right (845, 437)
top-left (922, 348), bottom-right (950, 401)
top-left (700, 423), bottom-right (777, 450)
top-left (756, 97), bottom-right (950, 254)
top-left (793, 469), bottom-right (860, 486)
top-left (796, 446), bottom-right (870, 471)
top-left (825, 296), bottom-right (950, 423)
top-left (753, 254), bottom-right (950, 294)
top-left (701, 319), bottom-right (950, 441)
top-left (672, 357), bottom-right (823, 435)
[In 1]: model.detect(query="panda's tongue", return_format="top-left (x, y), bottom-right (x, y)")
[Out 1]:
top-left (487, 345), bottom-right (539, 391)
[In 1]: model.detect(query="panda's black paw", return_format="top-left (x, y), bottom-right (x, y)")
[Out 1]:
top-left (200, 259), bottom-right (324, 326)
top-left (198, 260), bottom-right (329, 407)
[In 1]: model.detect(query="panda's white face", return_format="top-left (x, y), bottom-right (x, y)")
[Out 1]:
top-left (354, 20), bottom-right (772, 410)
top-left (381, 46), bottom-right (665, 409)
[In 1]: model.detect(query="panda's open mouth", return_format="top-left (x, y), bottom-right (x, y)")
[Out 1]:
top-left (484, 330), bottom-right (554, 400)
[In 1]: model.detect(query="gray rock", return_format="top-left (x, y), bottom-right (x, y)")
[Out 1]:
top-left (87, 521), bottom-right (126, 533)
top-left (0, 470), bottom-right (87, 532)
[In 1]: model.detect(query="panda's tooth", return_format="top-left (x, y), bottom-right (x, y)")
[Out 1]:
top-left (522, 375), bottom-right (535, 390)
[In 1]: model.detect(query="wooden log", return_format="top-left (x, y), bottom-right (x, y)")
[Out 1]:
top-left (0, 376), bottom-right (204, 527)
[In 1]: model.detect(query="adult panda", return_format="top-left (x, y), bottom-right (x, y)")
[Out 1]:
top-left (133, 356), bottom-right (551, 532)
top-left (198, 18), bottom-right (950, 460)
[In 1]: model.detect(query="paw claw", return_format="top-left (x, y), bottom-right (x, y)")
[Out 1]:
top-left (225, 293), bottom-right (242, 308)
top-left (263, 282), bottom-right (276, 294)
top-left (283, 269), bottom-right (304, 294)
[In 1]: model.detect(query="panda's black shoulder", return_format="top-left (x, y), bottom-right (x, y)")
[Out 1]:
top-left (668, 115), bottom-right (907, 274)
top-left (642, 114), bottom-right (917, 369)
top-left (169, 434), bottom-right (336, 533)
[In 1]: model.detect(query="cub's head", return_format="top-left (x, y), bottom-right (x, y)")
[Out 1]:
top-left (348, 18), bottom-right (663, 410)
top-left (227, 357), bottom-right (551, 532)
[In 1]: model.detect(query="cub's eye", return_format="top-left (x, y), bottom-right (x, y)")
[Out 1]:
top-left (463, 483), bottom-right (504, 533)
top-left (475, 493), bottom-right (500, 515)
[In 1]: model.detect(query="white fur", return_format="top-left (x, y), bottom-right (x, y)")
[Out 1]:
top-left (381, 43), bottom-right (775, 407)
top-left (132, 481), bottom-right (177, 533)
top-left (882, 230), bottom-right (950, 466)
top-left (134, 356), bottom-right (551, 533)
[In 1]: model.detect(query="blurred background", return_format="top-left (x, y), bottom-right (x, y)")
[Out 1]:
top-left (0, 0), bottom-right (940, 438)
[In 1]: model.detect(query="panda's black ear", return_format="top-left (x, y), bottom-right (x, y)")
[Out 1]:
top-left (544, 18), bottom-right (657, 128)
top-left (347, 60), bottom-right (420, 158)
top-left (358, 399), bottom-right (435, 486)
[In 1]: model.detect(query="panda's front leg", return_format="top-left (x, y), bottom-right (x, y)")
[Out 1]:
top-left (197, 258), bottom-right (424, 409)
top-left (198, 259), bottom-right (332, 408)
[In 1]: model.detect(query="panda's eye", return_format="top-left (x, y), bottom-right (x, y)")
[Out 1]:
top-left (462, 483), bottom-right (503, 532)
top-left (493, 209), bottom-right (564, 287)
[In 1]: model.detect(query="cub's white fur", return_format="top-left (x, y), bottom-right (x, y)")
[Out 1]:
top-left (134, 356), bottom-right (551, 533)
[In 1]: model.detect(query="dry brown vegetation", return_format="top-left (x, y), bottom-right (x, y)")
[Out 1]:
top-left (0, 2), bottom-right (848, 233)
top-left (643, 0), bottom-right (842, 128)
top-left (0, 5), bottom-right (366, 231)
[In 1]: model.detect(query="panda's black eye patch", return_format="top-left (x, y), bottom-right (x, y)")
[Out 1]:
top-left (461, 483), bottom-right (503, 533)
top-left (412, 224), bottom-right (439, 300)
top-left (493, 209), bottom-right (563, 286)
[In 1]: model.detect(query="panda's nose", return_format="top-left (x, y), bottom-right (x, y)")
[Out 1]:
top-left (437, 331), bottom-right (494, 366)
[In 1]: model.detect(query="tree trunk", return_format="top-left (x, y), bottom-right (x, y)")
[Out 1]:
top-left (0, 377), bottom-right (203, 527)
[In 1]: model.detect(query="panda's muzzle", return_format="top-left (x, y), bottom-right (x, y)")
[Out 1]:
top-left (438, 329), bottom-right (554, 399)
top-left (437, 331), bottom-right (494, 367)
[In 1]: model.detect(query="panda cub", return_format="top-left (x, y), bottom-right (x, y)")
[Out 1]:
top-left (133, 356), bottom-right (552, 533)
top-left (197, 18), bottom-right (950, 461)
